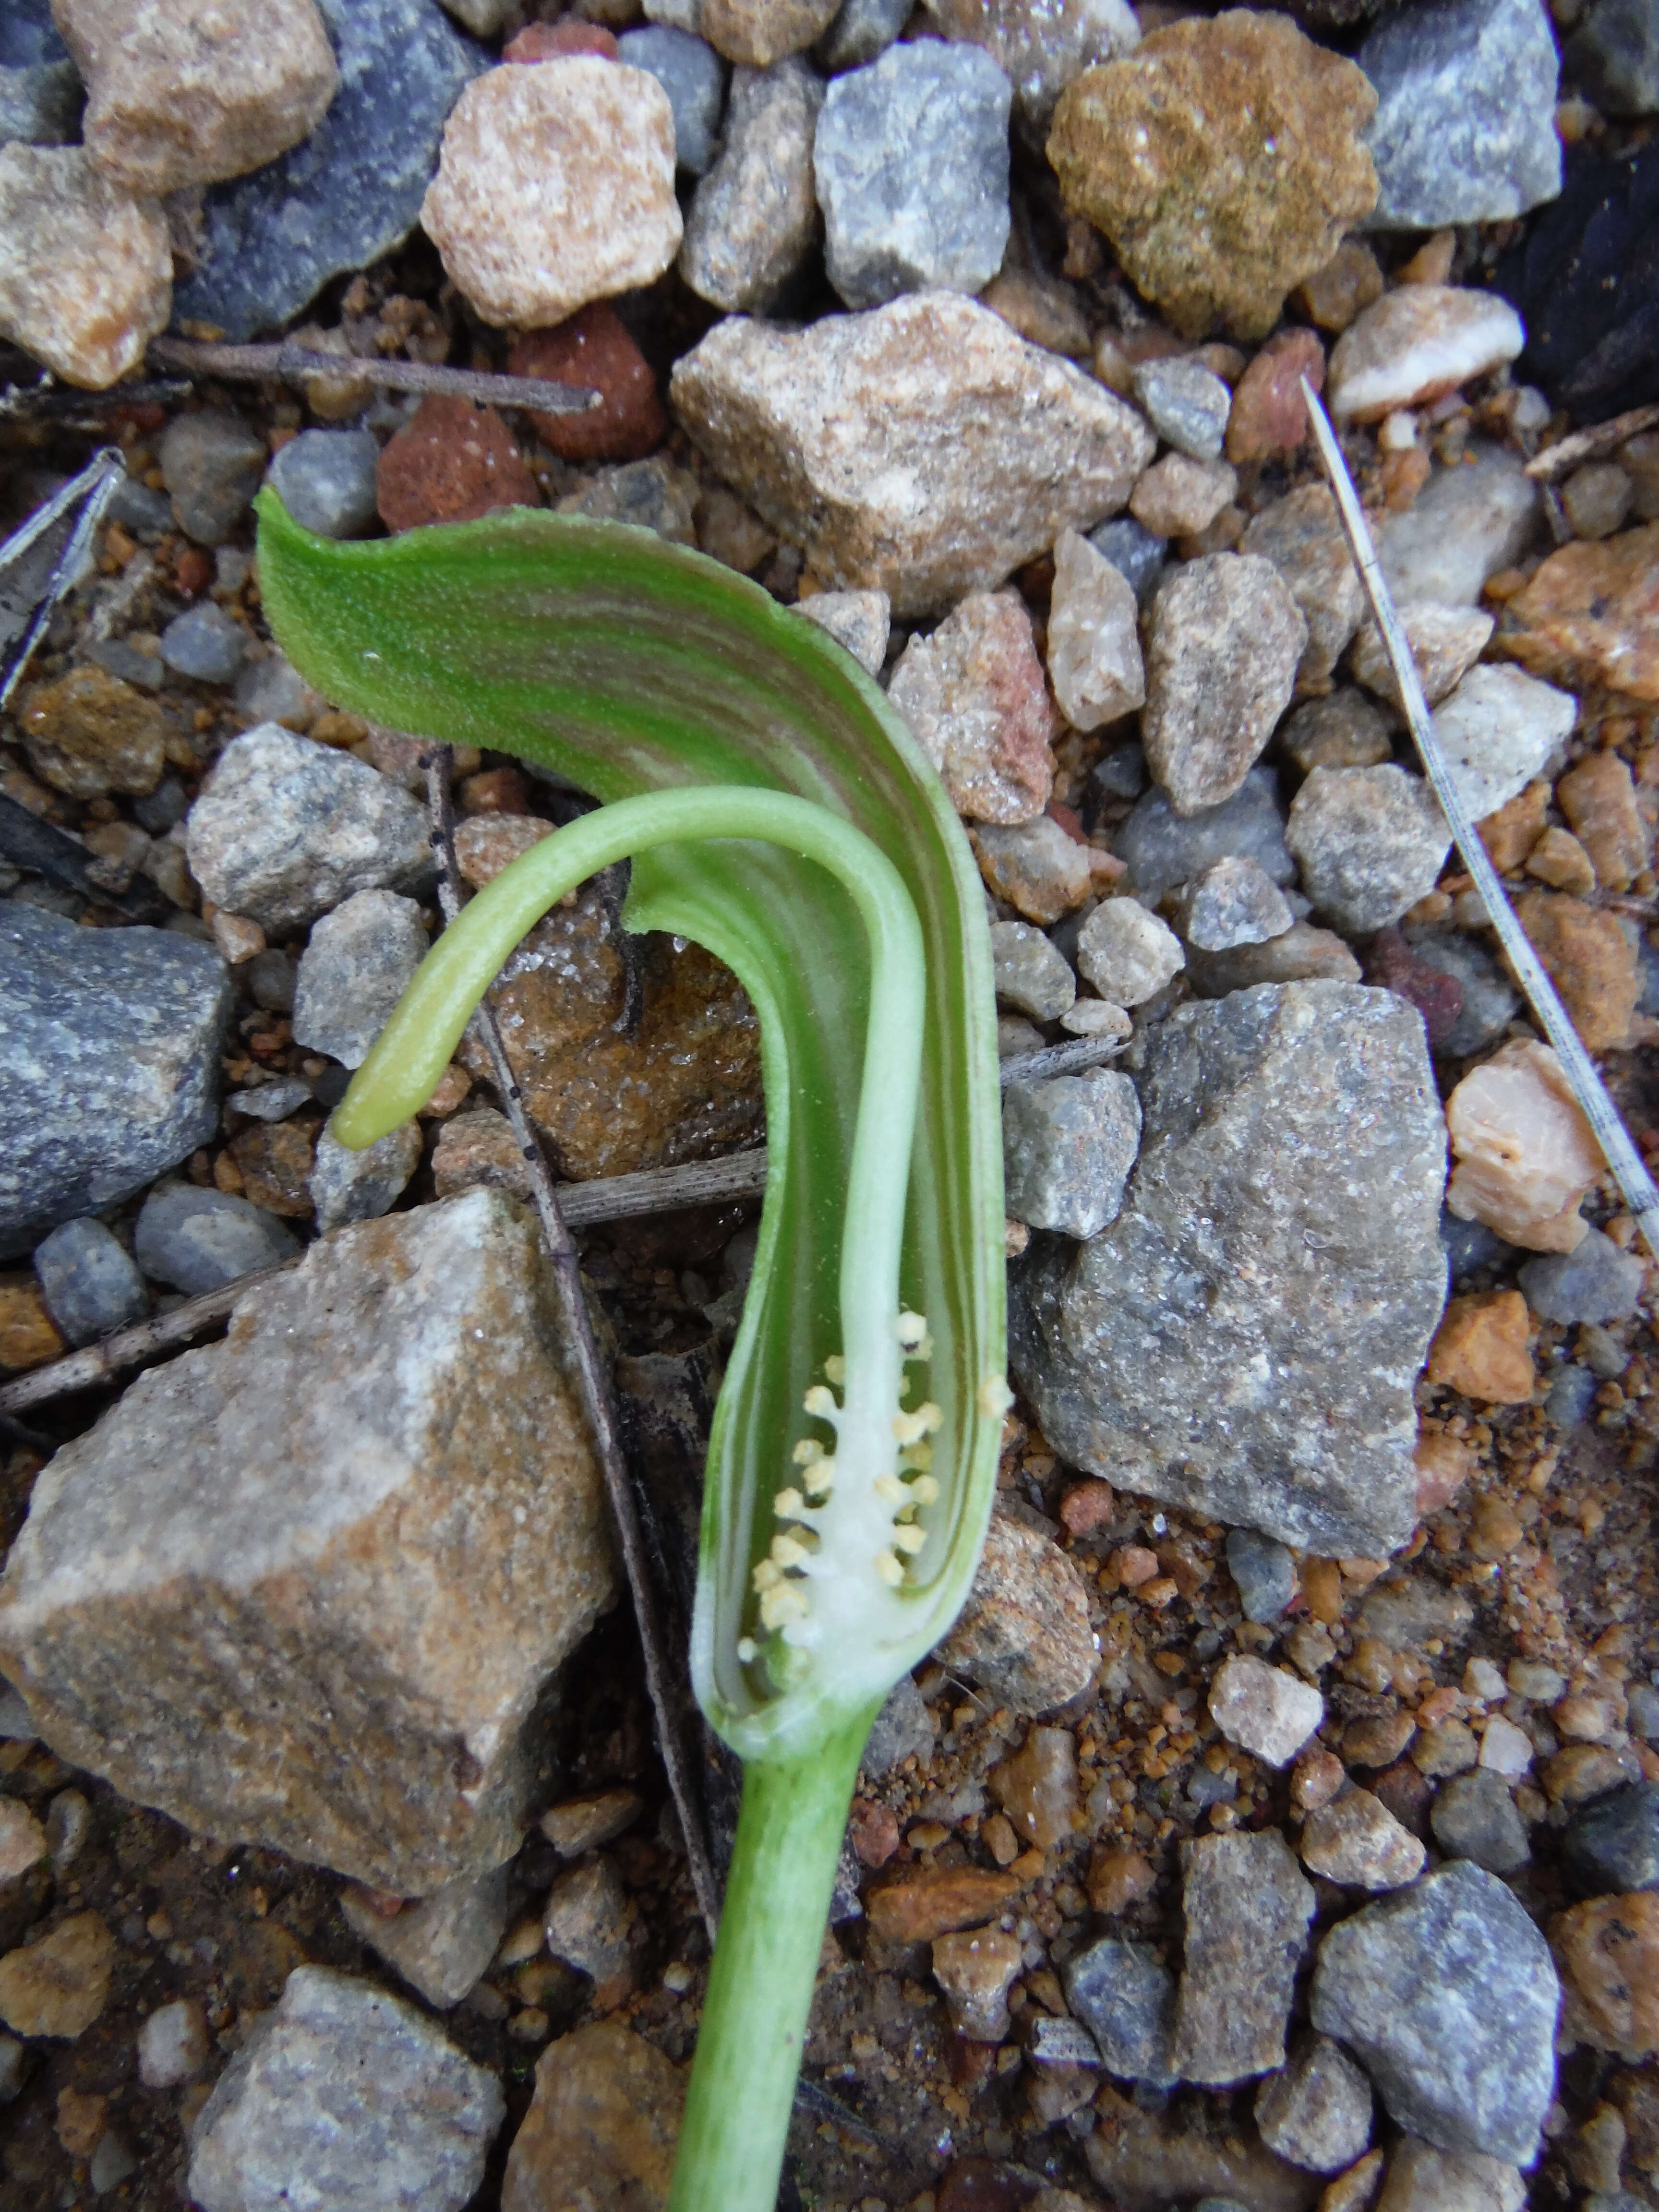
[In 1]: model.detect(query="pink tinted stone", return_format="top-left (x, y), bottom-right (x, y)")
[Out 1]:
top-left (504, 22), bottom-right (619, 60)
top-left (1226, 327), bottom-right (1326, 463)
top-left (888, 589), bottom-right (1059, 824)
top-left (1445, 1038), bottom-right (1605, 1252)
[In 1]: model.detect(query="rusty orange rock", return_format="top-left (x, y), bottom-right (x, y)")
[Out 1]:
top-left (1426, 1290), bottom-right (1534, 1405)
top-left (1513, 889), bottom-right (1641, 1052)
top-left (1498, 523), bottom-right (1659, 705)
top-left (865, 1864), bottom-right (1021, 1945)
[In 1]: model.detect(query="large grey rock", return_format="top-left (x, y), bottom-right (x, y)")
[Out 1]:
top-left (1310, 1860), bottom-right (1560, 2165)
top-left (815, 42), bottom-right (1011, 309)
top-left (340, 1866), bottom-right (509, 2008)
top-left (1010, 982), bottom-right (1447, 1555)
top-left (1002, 1067), bottom-right (1142, 1238)
top-left (0, 905), bottom-right (232, 1258)
top-left (618, 25), bottom-right (726, 174)
top-left (679, 56), bottom-right (822, 312)
top-left (134, 1184), bottom-right (301, 1294)
top-left (1114, 764), bottom-right (1295, 902)
top-left (1064, 1938), bottom-right (1177, 2083)
top-left (0, 1191), bottom-right (615, 1894)
top-left (293, 889), bottom-right (429, 1070)
top-left (671, 282), bottom-right (1154, 619)
top-left (186, 724), bottom-right (434, 934)
top-left (172, 0), bottom-right (487, 341)
top-left (187, 1966), bottom-right (503, 2212)
top-left (32, 1218), bottom-right (147, 1347)
top-left (1171, 1828), bottom-right (1315, 2085)
top-left (1359, 0), bottom-right (1562, 228)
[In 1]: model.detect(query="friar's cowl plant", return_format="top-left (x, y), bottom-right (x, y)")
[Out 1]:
top-left (254, 491), bottom-right (1009, 2212)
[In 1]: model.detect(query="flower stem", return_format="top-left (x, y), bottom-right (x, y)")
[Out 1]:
top-left (668, 1703), bottom-right (877, 2212)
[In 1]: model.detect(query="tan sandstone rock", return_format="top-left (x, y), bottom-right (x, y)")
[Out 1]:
top-left (0, 145), bottom-right (170, 388)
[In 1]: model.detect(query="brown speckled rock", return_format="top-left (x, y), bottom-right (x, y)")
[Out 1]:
top-left (0, 145), bottom-right (171, 389)
top-left (457, 879), bottom-right (762, 1181)
top-left (670, 292), bottom-right (1154, 617)
top-left (1553, 1893), bottom-right (1659, 2056)
top-left (1047, 12), bottom-right (1378, 340)
top-left (887, 589), bottom-right (1058, 825)
top-left (1142, 552), bottom-right (1308, 813)
top-left (0, 1913), bottom-right (115, 2041)
top-left (1497, 524), bottom-right (1659, 706)
top-left (1512, 889), bottom-right (1641, 1052)
top-left (503, 2021), bottom-right (684, 2212)
top-left (700, 0), bottom-right (839, 65)
top-left (933, 1514), bottom-right (1097, 1715)
top-left (421, 58), bottom-right (681, 328)
top-left (377, 395), bottom-right (542, 533)
top-left (1240, 485), bottom-right (1366, 696)
top-left (0, 1191), bottom-right (616, 1894)
top-left (56, 0), bottom-right (337, 198)
top-left (508, 305), bottom-right (666, 463)
top-left (17, 664), bottom-right (169, 801)
top-left (1171, 1828), bottom-right (1315, 2083)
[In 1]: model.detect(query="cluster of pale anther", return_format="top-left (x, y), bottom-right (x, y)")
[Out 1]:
top-left (737, 1309), bottom-right (941, 1662)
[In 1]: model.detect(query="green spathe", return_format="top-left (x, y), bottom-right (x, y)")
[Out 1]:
top-left (253, 491), bottom-right (1007, 2212)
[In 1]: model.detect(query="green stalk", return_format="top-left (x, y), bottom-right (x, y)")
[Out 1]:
top-left (670, 1708), bottom-right (876, 2212)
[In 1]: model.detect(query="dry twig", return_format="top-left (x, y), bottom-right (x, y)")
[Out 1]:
top-left (148, 336), bottom-right (598, 418)
top-left (1525, 400), bottom-right (1659, 482)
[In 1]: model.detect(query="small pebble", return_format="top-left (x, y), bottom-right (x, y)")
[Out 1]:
top-left (990, 921), bottom-right (1076, 1022)
top-left (1208, 1653), bottom-right (1323, 1768)
top-left (1254, 2034), bottom-right (1373, 2175)
top-left (680, 56), bottom-right (822, 312)
top-left (1002, 1068), bottom-right (1142, 1239)
top-left (1328, 286), bottom-right (1527, 423)
top-left (0, 145), bottom-right (171, 388)
top-left (617, 24), bottom-right (726, 174)
top-left (1142, 552), bottom-right (1307, 815)
top-left (1226, 327), bottom-right (1325, 462)
top-left (1445, 1040), bottom-right (1604, 1252)
top-left (1562, 461), bottom-right (1635, 541)
top-left (1300, 1789), bottom-right (1427, 1890)
top-left (1088, 516), bottom-right (1168, 605)
top-left (310, 1118), bottom-right (422, 1235)
top-left (889, 589), bottom-right (1057, 825)
top-left (138, 1998), bottom-right (211, 2088)
top-left (160, 410), bottom-right (269, 547)
top-left (1129, 451), bottom-right (1238, 540)
top-left (160, 603), bottom-right (249, 685)
top-left (1074, 898), bottom-right (1185, 1007)
top-left (1131, 356), bottom-right (1232, 462)
top-left (1046, 528), bottom-right (1145, 731)
top-left (267, 429), bottom-right (381, 540)
top-left (1168, 855), bottom-right (1293, 952)
top-left (1431, 1769), bottom-right (1531, 1874)
top-left (1287, 765), bottom-right (1451, 935)
top-left (795, 587), bottom-right (890, 676)
top-left (932, 1925), bottom-right (1023, 2041)
top-left (1225, 1527), bottom-right (1298, 1623)
top-left (32, 1217), bottom-right (146, 1347)
top-left (134, 1183), bottom-right (301, 1296)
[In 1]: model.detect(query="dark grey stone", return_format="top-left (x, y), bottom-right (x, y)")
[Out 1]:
top-left (860, 1672), bottom-right (932, 1777)
top-left (134, 1184), bottom-right (300, 1296)
top-left (1440, 1208), bottom-right (1516, 1283)
top-left (1168, 856), bottom-right (1294, 952)
top-left (159, 412), bottom-right (268, 547)
top-left (0, 57), bottom-right (81, 144)
top-left (1407, 932), bottom-right (1519, 1057)
top-left (817, 0), bottom-right (912, 70)
top-left (160, 604), bottom-right (249, 685)
top-left (617, 25), bottom-right (725, 174)
top-left (185, 725), bottom-right (434, 935)
top-left (1226, 1528), bottom-right (1297, 1623)
top-left (293, 889), bottom-right (429, 1070)
top-left (1091, 741), bottom-right (1148, 805)
top-left (245, 949), bottom-right (298, 1014)
top-left (1563, 1781), bottom-right (1659, 1895)
top-left (1171, 1828), bottom-right (1314, 2086)
top-left (32, 1219), bottom-right (147, 1347)
top-left (1011, 983), bottom-right (1447, 1556)
top-left (265, 430), bottom-right (381, 540)
top-left (0, 1), bottom-right (66, 68)
top-left (132, 778), bottom-right (189, 834)
top-left (106, 475), bottom-right (175, 541)
top-left (83, 638), bottom-right (163, 693)
top-left (1131, 357), bottom-right (1231, 463)
top-left (310, 1118), bottom-right (421, 1234)
top-left (1519, 1228), bottom-right (1647, 1326)
top-left (1430, 1768), bottom-right (1531, 1875)
top-left (171, 0), bottom-right (487, 342)
top-left (1088, 516), bottom-right (1168, 605)
top-left (1359, 0), bottom-right (1562, 228)
top-left (1113, 766), bottom-right (1294, 903)
top-left (1063, 1939), bottom-right (1177, 2084)
top-left (1629, 1683), bottom-right (1659, 1738)
top-left (815, 42), bottom-right (1011, 310)
top-left (679, 56), bottom-right (823, 313)
top-left (1310, 1860), bottom-right (1559, 2165)
top-left (1002, 1067), bottom-right (1142, 1240)
top-left (1567, 0), bottom-right (1659, 116)
top-left (228, 1078), bottom-right (314, 1123)
top-left (0, 906), bottom-right (232, 1258)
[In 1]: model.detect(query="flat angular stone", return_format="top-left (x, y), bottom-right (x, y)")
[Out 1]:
top-left (1255, 2036), bottom-right (1373, 2175)
top-left (1558, 750), bottom-right (1651, 890)
top-left (1186, 921), bottom-right (1361, 998)
top-left (681, 56), bottom-right (821, 311)
top-left (1377, 446), bottom-right (1540, 607)
top-left (502, 2020), bottom-right (683, 2212)
top-left (341, 1867), bottom-right (509, 2008)
top-left (1409, 930), bottom-right (1518, 1057)
top-left (1447, 1038), bottom-right (1606, 1251)
top-left (1142, 553), bottom-right (1307, 815)
top-left (0, 908), bottom-right (231, 1259)
top-left (1171, 1828), bottom-right (1315, 2085)
top-left (1431, 1769), bottom-right (1531, 1875)
top-left (1114, 763), bottom-right (1294, 900)
top-left (1287, 764), bottom-right (1451, 934)
top-left (991, 921), bottom-right (1076, 1022)
top-left (1563, 1781), bottom-right (1659, 1897)
top-left (1520, 1227), bottom-right (1646, 1324)
top-left (1003, 1067), bottom-right (1142, 1238)
top-left (1350, 602), bottom-right (1494, 708)
top-left (0, 1191), bottom-right (615, 1893)
top-left (186, 724), bottom-right (434, 934)
top-left (933, 1515), bottom-right (1096, 1714)
top-left (56, 0), bottom-right (337, 198)
top-left (1132, 356), bottom-right (1231, 461)
top-left (1209, 1655), bottom-right (1323, 1767)
top-left (310, 1117), bottom-right (422, 1234)
top-left (293, 888), bottom-right (429, 1070)
top-left (188, 1967), bottom-right (503, 2212)
top-left (1358, 0), bottom-right (1561, 229)
top-left (1336, 285), bottom-right (1530, 422)
top-left (160, 603), bottom-right (249, 684)
top-left (173, 0), bottom-right (486, 343)
top-left (1047, 11), bottom-right (1378, 341)
top-left (133, 1183), bottom-right (299, 1294)
top-left (1310, 1861), bottom-right (1559, 2164)
top-left (1064, 1939), bottom-right (1177, 2082)
top-left (0, 144), bottom-right (170, 389)
top-left (1011, 982), bottom-right (1447, 1555)
top-left (1300, 1789), bottom-right (1426, 1889)
top-left (1168, 856), bottom-right (1293, 951)
top-left (17, 663), bottom-right (168, 799)
top-left (670, 292), bottom-right (1154, 617)
top-left (816, 41), bottom-right (1011, 310)
top-left (1239, 485), bottom-right (1367, 694)
top-left (1047, 528), bottom-right (1145, 731)
top-left (888, 588), bottom-right (1058, 824)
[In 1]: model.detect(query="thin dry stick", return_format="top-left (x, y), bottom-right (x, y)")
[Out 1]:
top-left (149, 336), bottom-right (598, 418)
top-left (1303, 380), bottom-right (1659, 1257)
top-left (423, 744), bottom-right (723, 1940)
top-left (1526, 399), bottom-right (1659, 482)
top-left (0, 1153), bottom-right (773, 1420)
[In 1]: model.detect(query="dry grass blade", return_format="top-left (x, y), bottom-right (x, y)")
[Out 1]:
top-left (0, 446), bottom-right (126, 713)
top-left (1524, 399), bottom-right (1659, 482)
top-left (1301, 377), bottom-right (1659, 1258)
top-left (149, 336), bottom-right (598, 417)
